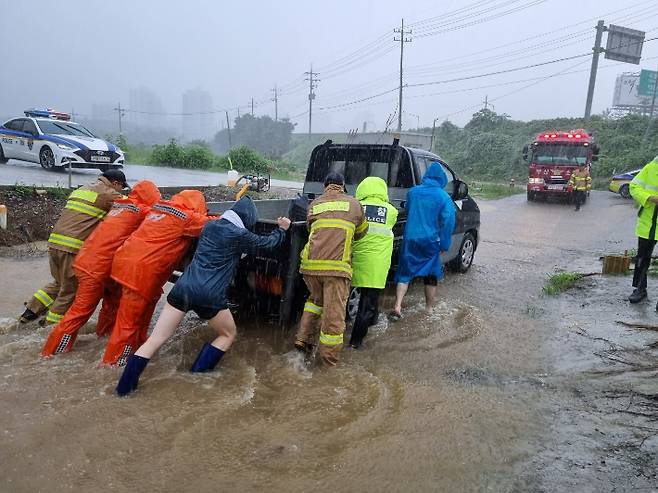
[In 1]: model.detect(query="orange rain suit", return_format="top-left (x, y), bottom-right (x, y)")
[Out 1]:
top-left (41, 181), bottom-right (161, 357)
top-left (102, 190), bottom-right (210, 365)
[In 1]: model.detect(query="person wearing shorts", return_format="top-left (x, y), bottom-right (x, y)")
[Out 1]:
top-left (116, 197), bottom-right (291, 396)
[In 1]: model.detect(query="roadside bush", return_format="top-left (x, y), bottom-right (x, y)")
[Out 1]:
top-left (150, 139), bottom-right (213, 169)
top-left (225, 145), bottom-right (271, 174)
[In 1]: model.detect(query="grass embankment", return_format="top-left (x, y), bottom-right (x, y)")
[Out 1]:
top-left (543, 272), bottom-right (584, 296)
top-left (468, 181), bottom-right (525, 200)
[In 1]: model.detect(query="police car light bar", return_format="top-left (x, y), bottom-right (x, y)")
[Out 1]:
top-left (24, 108), bottom-right (71, 121)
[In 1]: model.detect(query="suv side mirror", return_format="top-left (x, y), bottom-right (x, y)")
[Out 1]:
top-left (522, 144), bottom-right (529, 161)
top-left (453, 180), bottom-right (469, 201)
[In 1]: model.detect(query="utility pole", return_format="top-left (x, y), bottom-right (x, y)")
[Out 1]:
top-left (483, 95), bottom-right (488, 110)
top-left (251, 97), bottom-right (254, 116)
top-left (113, 102), bottom-right (125, 135)
top-left (237, 107), bottom-right (241, 118)
top-left (305, 64), bottom-right (320, 138)
top-left (394, 18), bottom-right (412, 133)
top-left (225, 110), bottom-right (232, 149)
top-left (271, 84), bottom-right (279, 121)
top-left (584, 20), bottom-right (606, 123)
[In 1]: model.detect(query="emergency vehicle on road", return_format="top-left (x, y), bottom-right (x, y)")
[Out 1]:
top-left (0, 109), bottom-right (124, 171)
top-left (523, 129), bottom-right (599, 202)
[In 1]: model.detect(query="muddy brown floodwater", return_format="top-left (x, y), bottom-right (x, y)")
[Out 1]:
top-left (1, 191), bottom-right (657, 492)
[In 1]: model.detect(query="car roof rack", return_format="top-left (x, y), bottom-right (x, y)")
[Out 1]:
top-left (24, 108), bottom-right (71, 121)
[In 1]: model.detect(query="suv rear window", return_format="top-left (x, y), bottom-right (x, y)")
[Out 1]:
top-left (307, 147), bottom-right (413, 188)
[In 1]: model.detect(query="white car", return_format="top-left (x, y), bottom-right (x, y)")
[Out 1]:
top-left (0, 109), bottom-right (124, 171)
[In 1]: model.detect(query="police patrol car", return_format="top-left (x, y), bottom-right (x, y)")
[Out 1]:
top-left (0, 108), bottom-right (124, 170)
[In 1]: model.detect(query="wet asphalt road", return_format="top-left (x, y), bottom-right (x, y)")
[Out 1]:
top-left (0, 159), bottom-right (303, 189)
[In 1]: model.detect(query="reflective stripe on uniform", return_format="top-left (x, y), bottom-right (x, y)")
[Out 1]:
top-left (48, 233), bottom-right (84, 250)
top-left (310, 218), bottom-right (356, 233)
top-left (319, 331), bottom-right (343, 346)
top-left (69, 188), bottom-right (99, 203)
top-left (355, 220), bottom-right (368, 235)
top-left (65, 200), bottom-right (107, 219)
top-left (300, 259), bottom-right (353, 275)
top-left (45, 310), bottom-right (64, 323)
top-left (632, 176), bottom-right (658, 192)
top-left (33, 289), bottom-right (55, 308)
top-left (366, 224), bottom-right (394, 237)
top-left (303, 301), bottom-right (323, 315)
top-left (311, 200), bottom-right (350, 215)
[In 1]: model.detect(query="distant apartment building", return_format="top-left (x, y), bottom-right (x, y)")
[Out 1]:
top-left (182, 88), bottom-right (214, 142)
top-left (129, 87), bottom-right (165, 128)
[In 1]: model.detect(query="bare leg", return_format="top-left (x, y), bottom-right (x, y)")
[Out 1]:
top-left (134, 303), bottom-right (186, 359)
top-left (394, 283), bottom-right (409, 314)
top-left (424, 285), bottom-right (437, 311)
top-left (207, 309), bottom-right (237, 351)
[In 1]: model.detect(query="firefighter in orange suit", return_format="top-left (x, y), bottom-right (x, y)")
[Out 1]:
top-left (41, 180), bottom-right (161, 357)
top-left (294, 172), bottom-right (368, 367)
top-left (20, 170), bottom-right (126, 325)
top-left (102, 190), bottom-right (210, 366)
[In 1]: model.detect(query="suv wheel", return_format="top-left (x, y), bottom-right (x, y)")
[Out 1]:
top-left (448, 232), bottom-right (476, 273)
top-left (527, 191), bottom-right (534, 201)
top-left (619, 184), bottom-right (630, 199)
top-left (0, 143), bottom-right (7, 164)
top-left (345, 287), bottom-right (361, 325)
top-left (39, 146), bottom-right (56, 170)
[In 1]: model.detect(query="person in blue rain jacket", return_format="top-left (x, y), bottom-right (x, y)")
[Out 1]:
top-left (116, 196), bottom-right (291, 396)
top-left (391, 162), bottom-right (456, 319)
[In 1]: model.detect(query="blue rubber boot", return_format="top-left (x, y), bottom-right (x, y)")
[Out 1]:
top-left (116, 355), bottom-right (150, 397)
top-left (190, 343), bottom-right (224, 372)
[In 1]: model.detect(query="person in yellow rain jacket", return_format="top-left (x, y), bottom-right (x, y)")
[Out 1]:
top-left (568, 163), bottom-right (591, 211)
top-left (19, 170), bottom-right (126, 325)
top-left (628, 156), bottom-right (658, 307)
top-left (294, 172), bottom-right (368, 367)
top-left (348, 177), bottom-right (398, 349)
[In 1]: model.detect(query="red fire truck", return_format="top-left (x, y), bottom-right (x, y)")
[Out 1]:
top-left (523, 129), bottom-right (599, 201)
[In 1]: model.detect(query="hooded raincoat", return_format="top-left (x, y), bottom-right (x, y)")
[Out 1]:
top-left (351, 177), bottom-right (398, 289)
top-left (395, 162), bottom-right (456, 284)
top-left (103, 190), bottom-right (210, 366)
top-left (168, 196), bottom-right (286, 318)
top-left (110, 190), bottom-right (209, 299)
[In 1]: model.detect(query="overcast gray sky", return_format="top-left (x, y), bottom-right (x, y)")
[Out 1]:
top-left (1, 0), bottom-right (657, 133)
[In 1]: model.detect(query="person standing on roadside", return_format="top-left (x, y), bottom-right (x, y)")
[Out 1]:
top-left (41, 181), bottom-right (161, 357)
top-left (391, 162), bottom-right (455, 320)
top-left (569, 163), bottom-right (591, 211)
top-left (294, 172), bottom-right (368, 367)
top-left (116, 197), bottom-right (290, 396)
top-left (19, 170), bottom-right (126, 325)
top-left (628, 155), bottom-right (658, 307)
top-left (349, 176), bottom-right (398, 349)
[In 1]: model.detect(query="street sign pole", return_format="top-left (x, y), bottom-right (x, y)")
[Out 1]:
top-left (584, 21), bottom-right (605, 123)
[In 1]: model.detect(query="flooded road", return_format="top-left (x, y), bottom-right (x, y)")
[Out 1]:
top-left (0, 159), bottom-right (302, 189)
top-left (2, 191), bottom-right (656, 492)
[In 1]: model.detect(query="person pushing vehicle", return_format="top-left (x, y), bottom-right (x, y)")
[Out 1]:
top-left (294, 172), bottom-right (368, 367)
top-left (349, 176), bottom-right (398, 349)
top-left (115, 197), bottom-right (291, 396)
top-left (41, 180), bottom-right (161, 357)
top-left (102, 189), bottom-right (211, 366)
top-left (20, 170), bottom-right (126, 325)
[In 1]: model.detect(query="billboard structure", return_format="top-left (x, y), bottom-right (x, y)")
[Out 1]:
top-left (612, 72), bottom-right (655, 112)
